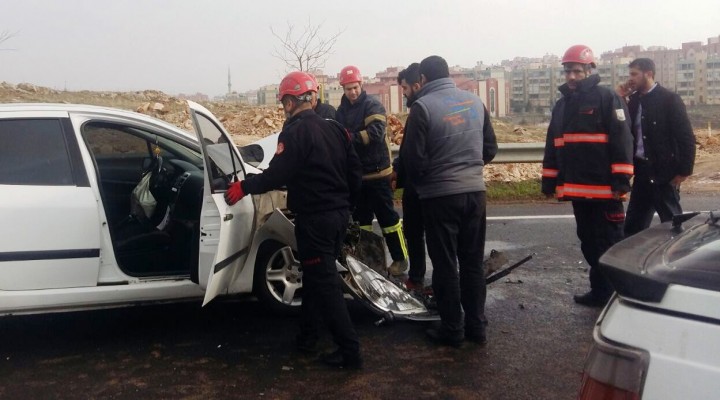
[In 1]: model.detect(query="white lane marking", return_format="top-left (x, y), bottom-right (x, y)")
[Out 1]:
top-left (488, 215), bottom-right (575, 220)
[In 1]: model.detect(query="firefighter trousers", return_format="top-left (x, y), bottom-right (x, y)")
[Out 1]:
top-left (354, 177), bottom-right (407, 262)
top-left (571, 200), bottom-right (625, 298)
top-left (295, 209), bottom-right (360, 358)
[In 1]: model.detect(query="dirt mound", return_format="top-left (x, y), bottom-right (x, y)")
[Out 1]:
top-left (0, 81), bottom-right (284, 146)
top-left (3, 81), bottom-right (717, 188)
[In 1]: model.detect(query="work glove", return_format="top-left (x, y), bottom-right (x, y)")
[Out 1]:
top-left (224, 181), bottom-right (245, 205)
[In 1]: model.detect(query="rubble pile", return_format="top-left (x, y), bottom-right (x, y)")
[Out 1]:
top-left (387, 114), bottom-right (404, 145)
top-left (0, 81), bottom-right (580, 183)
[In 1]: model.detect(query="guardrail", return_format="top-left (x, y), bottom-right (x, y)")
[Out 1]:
top-left (390, 142), bottom-right (545, 164)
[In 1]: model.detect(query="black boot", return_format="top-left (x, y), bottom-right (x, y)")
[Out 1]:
top-left (320, 349), bottom-right (363, 370)
top-left (573, 291), bottom-right (611, 308)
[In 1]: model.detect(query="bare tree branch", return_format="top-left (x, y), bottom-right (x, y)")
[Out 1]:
top-left (269, 20), bottom-right (344, 73)
top-left (0, 30), bottom-right (18, 51)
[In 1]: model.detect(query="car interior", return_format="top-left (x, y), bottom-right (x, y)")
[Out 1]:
top-left (82, 122), bottom-right (205, 280)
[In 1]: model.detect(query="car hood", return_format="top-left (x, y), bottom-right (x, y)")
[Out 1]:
top-left (600, 212), bottom-right (720, 318)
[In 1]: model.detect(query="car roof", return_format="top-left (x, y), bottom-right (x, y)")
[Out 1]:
top-left (0, 102), bottom-right (198, 143)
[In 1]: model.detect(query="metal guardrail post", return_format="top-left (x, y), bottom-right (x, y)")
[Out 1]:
top-left (389, 142), bottom-right (545, 164)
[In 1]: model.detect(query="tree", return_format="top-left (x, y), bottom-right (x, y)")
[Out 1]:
top-left (270, 20), bottom-right (344, 72)
top-left (0, 30), bottom-right (17, 50)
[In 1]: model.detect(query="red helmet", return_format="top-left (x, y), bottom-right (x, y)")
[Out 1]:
top-left (307, 73), bottom-right (319, 90)
top-left (339, 65), bottom-right (362, 86)
top-left (277, 71), bottom-right (317, 101)
top-left (562, 45), bottom-right (596, 66)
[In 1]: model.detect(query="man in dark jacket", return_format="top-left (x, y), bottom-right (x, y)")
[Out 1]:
top-left (403, 55), bottom-right (497, 347)
top-left (224, 71), bottom-right (363, 369)
top-left (617, 58), bottom-right (696, 236)
top-left (336, 65), bottom-right (408, 277)
top-left (391, 63), bottom-right (428, 292)
top-left (542, 45), bottom-right (634, 308)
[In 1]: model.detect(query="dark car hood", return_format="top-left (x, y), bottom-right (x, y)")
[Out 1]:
top-left (600, 213), bottom-right (720, 302)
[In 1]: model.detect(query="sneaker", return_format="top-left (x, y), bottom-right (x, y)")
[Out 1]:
top-left (404, 279), bottom-right (434, 296)
top-left (319, 349), bottom-right (363, 370)
top-left (388, 259), bottom-right (409, 276)
top-left (425, 327), bottom-right (463, 348)
top-left (573, 291), bottom-right (611, 308)
top-left (404, 278), bottom-right (423, 292)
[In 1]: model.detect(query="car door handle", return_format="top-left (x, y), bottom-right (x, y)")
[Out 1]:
top-left (223, 214), bottom-right (234, 221)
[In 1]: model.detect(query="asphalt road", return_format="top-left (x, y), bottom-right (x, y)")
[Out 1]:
top-left (1, 195), bottom-right (718, 400)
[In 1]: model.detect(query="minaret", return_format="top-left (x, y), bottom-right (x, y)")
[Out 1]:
top-left (227, 67), bottom-right (232, 95)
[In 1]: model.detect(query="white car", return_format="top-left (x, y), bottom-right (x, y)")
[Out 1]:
top-left (0, 101), bottom-right (302, 315)
top-left (577, 212), bottom-right (720, 399)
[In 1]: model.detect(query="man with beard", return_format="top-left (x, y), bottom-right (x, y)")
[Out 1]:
top-left (616, 58), bottom-right (696, 236)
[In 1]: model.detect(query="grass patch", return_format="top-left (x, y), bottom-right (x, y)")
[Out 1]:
top-left (394, 179), bottom-right (545, 204)
top-left (487, 179), bottom-right (544, 202)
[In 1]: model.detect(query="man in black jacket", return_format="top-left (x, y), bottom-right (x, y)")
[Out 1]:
top-left (336, 65), bottom-right (408, 277)
top-left (617, 58), bottom-right (696, 236)
top-left (224, 71), bottom-right (363, 369)
top-left (391, 63), bottom-right (427, 292)
top-left (403, 56), bottom-right (497, 346)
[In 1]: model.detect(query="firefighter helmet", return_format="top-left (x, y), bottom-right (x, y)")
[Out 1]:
top-left (561, 45), bottom-right (596, 67)
top-left (339, 65), bottom-right (362, 86)
top-left (277, 71), bottom-right (317, 101)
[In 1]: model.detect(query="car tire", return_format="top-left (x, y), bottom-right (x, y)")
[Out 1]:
top-left (253, 240), bottom-right (303, 315)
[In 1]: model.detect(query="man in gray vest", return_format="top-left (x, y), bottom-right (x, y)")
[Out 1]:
top-left (402, 55), bottom-right (497, 347)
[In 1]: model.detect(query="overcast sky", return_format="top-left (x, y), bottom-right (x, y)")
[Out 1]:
top-left (2, 0), bottom-right (719, 96)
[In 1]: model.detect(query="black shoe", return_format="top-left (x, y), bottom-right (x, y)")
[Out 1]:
top-left (320, 350), bottom-right (363, 370)
top-left (573, 291), bottom-right (610, 308)
top-left (425, 327), bottom-right (464, 348)
top-left (295, 334), bottom-right (318, 355)
top-left (465, 329), bottom-right (487, 345)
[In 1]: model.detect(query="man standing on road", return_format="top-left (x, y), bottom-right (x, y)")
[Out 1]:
top-left (336, 65), bottom-right (409, 277)
top-left (616, 58), bottom-right (696, 236)
top-left (542, 45), bottom-right (634, 308)
top-left (224, 71), bottom-right (363, 369)
top-left (391, 63), bottom-right (428, 292)
top-left (403, 55), bottom-right (497, 346)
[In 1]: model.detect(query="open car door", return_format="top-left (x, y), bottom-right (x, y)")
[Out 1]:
top-left (187, 101), bottom-right (255, 306)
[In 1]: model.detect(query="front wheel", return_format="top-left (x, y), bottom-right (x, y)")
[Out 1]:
top-left (253, 240), bottom-right (303, 314)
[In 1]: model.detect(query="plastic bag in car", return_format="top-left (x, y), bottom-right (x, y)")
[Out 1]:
top-left (131, 172), bottom-right (157, 219)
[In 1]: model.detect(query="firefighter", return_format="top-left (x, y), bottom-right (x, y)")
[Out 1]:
top-left (224, 71), bottom-right (363, 369)
top-left (541, 45), bottom-right (635, 307)
top-left (335, 65), bottom-right (408, 276)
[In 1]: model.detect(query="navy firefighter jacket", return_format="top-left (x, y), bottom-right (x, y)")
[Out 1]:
top-left (242, 109), bottom-right (362, 214)
top-left (542, 74), bottom-right (634, 201)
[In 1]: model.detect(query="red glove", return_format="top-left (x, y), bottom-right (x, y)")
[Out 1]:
top-left (224, 181), bottom-right (246, 205)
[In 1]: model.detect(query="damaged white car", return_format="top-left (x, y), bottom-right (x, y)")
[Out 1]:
top-left (0, 102), bottom-right (436, 320)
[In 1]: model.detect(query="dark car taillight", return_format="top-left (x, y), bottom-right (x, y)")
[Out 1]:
top-left (577, 323), bottom-right (649, 399)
